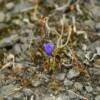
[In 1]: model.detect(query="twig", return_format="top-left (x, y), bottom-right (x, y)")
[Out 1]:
top-left (76, 4), bottom-right (83, 15)
top-left (67, 90), bottom-right (88, 100)
top-left (61, 25), bottom-right (72, 48)
top-left (72, 16), bottom-right (76, 33)
top-left (62, 63), bottom-right (73, 67)
top-left (7, 87), bottom-right (23, 96)
top-left (0, 62), bottom-right (11, 71)
top-left (0, 54), bottom-right (15, 72)
top-left (7, 54), bottom-right (15, 70)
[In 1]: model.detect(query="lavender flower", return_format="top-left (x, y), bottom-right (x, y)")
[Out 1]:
top-left (43, 43), bottom-right (54, 56)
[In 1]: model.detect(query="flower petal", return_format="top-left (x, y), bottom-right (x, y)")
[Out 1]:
top-left (43, 43), bottom-right (54, 56)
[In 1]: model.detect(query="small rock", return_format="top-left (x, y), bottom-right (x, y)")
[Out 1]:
top-left (85, 51), bottom-right (93, 61)
top-left (0, 34), bottom-right (19, 48)
top-left (89, 68), bottom-right (100, 75)
top-left (31, 79), bottom-right (42, 87)
top-left (74, 82), bottom-right (83, 91)
top-left (4, 96), bottom-right (13, 100)
top-left (84, 19), bottom-right (95, 30)
top-left (44, 95), bottom-right (56, 100)
top-left (96, 22), bottom-right (100, 32)
top-left (0, 12), bottom-right (6, 22)
top-left (56, 94), bottom-right (70, 100)
top-left (64, 78), bottom-right (73, 86)
top-left (0, 23), bottom-right (7, 30)
top-left (13, 44), bottom-right (21, 55)
top-left (85, 86), bottom-right (93, 92)
top-left (6, 2), bottom-right (15, 10)
top-left (55, 73), bottom-right (65, 81)
top-left (94, 58), bottom-right (100, 69)
top-left (95, 95), bottom-right (100, 100)
top-left (13, 2), bottom-right (33, 13)
top-left (96, 86), bottom-right (100, 92)
top-left (20, 44), bottom-right (28, 52)
top-left (91, 6), bottom-right (100, 18)
top-left (67, 68), bottom-right (80, 79)
top-left (13, 93), bottom-right (23, 100)
top-left (0, 84), bottom-right (18, 97)
top-left (12, 19), bottom-right (22, 26)
top-left (96, 47), bottom-right (100, 55)
top-left (68, 90), bottom-right (77, 99)
top-left (22, 88), bottom-right (33, 96)
top-left (5, 13), bottom-right (11, 22)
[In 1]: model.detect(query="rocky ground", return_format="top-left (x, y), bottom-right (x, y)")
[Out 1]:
top-left (0, 0), bottom-right (100, 100)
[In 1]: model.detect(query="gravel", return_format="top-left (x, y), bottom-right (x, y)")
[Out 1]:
top-left (0, 34), bottom-right (20, 48)
top-left (55, 73), bottom-right (65, 81)
top-left (4, 96), bottom-right (13, 100)
top-left (89, 68), bottom-right (100, 75)
top-left (56, 94), bottom-right (70, 100)
top-left (0, 12), bottom-right (6, 22)
top-left (5, 2), bottom-right (15, 10)
top-left (95, 95), bottom-right (100, 100)
top-left (68, 90), bottom-right (77, 99)
top-left (5, 13), bottom-right (11, 22)
top-left (0, 0), bottom-right (100, 100)
top-left (0, 23), bottom-right (8, 30)
top-left (85, 86), bottom-right (93, 93)
top-left (74, 82), bottom-right (83, 91)
top-left (64, 78), bottom-right (73, 86)
top-left (13, 44), bottom-right (22, 55)
top-left (13, 2), bottom-right (33, 13)
top-left (22, 88), bottom-right (33, 96)
top-left (67, 68), bottom-right (80, 79)
top-left (0, 84), bottom-right (19, 97)
top-left (31, 79), bottom-right (42, 87)
top-left (13, 93), bottom-right (23, 100)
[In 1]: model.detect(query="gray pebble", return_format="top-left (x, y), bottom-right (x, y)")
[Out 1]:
top-left (96, 47), bottom-right (100, 55)
top-left (0, 84), bottom-right (18, 97)
top-left (68, 90), bottom-right (77, 99)
top-left (22, 88), bottom-right (33, 96)
top-left (5, 13), bottom-right (11, 22)
top-left (55, 73), bottom-right (65, 81)
top-left (13, 44), bottom-right (22, 55)
top-left (12, 19), bottom-right (22, 26)
top-left (85, 86), bottom-right (93, 92)
top-left (31, 80), bottom-right (42, 87)
top-left (0, 12), bottom-right (6, 22)
top-left (91, 6), bottom-right (100, 18)
top-left (96, 87), bottom-right (100, 92)
top-left (89, 68), bottom-right (100, 75)
top-left (13, 2), bottom-right (33, 13)
top-left (74, 82), bottom-right (83, 91)
top-left (67, 68), bottom-right (80, 79)
top-left (96, 22), bottom-right (100, 31)
top-left (95, 95), bottom-right (100, 100)
top-left (64, 78), bottom-right (73, 86)
top-left (0, 23), bottom-right (7, 30)
top-left (56, 95), bottom-right (70, 100)
top-left (4, 96), bottom-right (13, 100)
top-left (6, 2), bottom-right (15, 10)
top-left (84, 19), bottom-right (95, 30)
top-left (0, 34), bottom-right (19, 48)
top-left (13, 93), bottom-right (23, 100)
top-left (44, 95), bottom-right (55, 100)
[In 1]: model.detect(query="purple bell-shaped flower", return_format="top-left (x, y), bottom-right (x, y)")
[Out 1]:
top-left (43, 43), bottom-right (54, 56)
